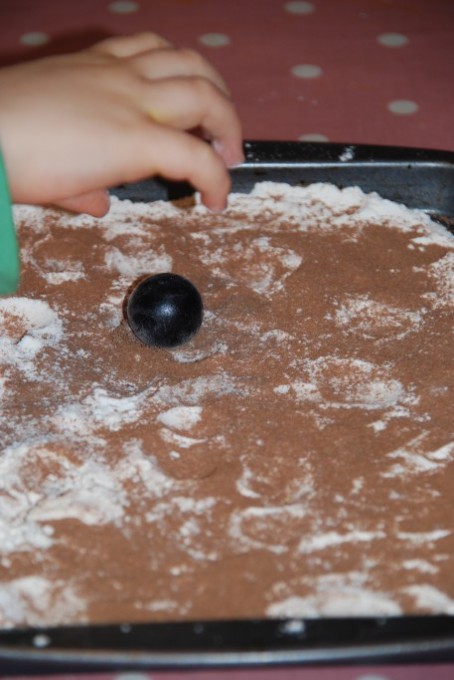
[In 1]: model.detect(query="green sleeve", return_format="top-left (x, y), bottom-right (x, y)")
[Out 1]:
top-left (0, 148), bottom-right (19, 295)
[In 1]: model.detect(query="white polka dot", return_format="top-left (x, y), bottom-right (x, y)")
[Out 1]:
top-left (115, 674), bottom-right (150, 680)
top-left (298, 133), bottom-right (329, 142)
top-left (388, 99), bottom-right (419, 115)
top-left (378, 32), bottom-right (409, 47)
top-left (292, 64), bottom-right (322, 79)
top-left (284, 1), bottom-right (315, 14)
top-left (19, 32), bottom-right (50, 46)
top-left (108, 1), bottom-right (139, 13)
top-left (198, 33), bottom-right (231, 47)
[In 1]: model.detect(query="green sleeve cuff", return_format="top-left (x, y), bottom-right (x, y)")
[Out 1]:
top-left (0, 148), bottom-right (19, 295)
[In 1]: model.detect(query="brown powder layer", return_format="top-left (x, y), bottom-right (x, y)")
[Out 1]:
top-left (1, 185), bottom-right (453, 627)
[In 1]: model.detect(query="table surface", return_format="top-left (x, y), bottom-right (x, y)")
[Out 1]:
top-left (1, 0), bottom-right (453, 151)
top-left (1, 0), bottom-right (453, 678)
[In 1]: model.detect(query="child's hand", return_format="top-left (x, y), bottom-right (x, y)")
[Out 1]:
top-left (0, 32), bottom-right (243, 216)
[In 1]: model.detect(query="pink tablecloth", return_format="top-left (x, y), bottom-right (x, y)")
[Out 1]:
top-left (1, 0), bottom-right (453, 150)
top-left (4, 664), bottom-right (454, 680)
top-left (0, 0), bottom-right (453, 677)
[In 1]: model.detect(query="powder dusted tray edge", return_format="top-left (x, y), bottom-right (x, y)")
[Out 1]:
top-left (112, 140), bottom-right (454, 219)
top-left (2, 143), bottom-right (454, 672)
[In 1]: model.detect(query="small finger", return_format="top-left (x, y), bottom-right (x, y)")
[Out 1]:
top-left (91, 32), bottom-right (173, 58)
top-left (54, 190), bottom-right (110, 217)
top-left (132, 47), bottom-right (230, 98)
top-left (123, 125), bottom-right (231, 211)
top-left (141, 77), bottom-right (243, 167)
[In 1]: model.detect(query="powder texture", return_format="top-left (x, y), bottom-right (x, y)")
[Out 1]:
top-left (0, 182), bottom-right (453, 628)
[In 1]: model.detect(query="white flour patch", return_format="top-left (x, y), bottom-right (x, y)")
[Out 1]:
top-left (339, 145), bottom-right (355, 162)
top-left (155, 374), bottom-right (244, 405)
top-left (104, 245), bottom-right (173, 277)
top-left (229, 505), bottom-right (308, 554)
top-left (158, 428), bottom-right (206, 448)
top-left (43, 270), bottom-right (85, 285)
top-left (198, 236), bottom-right (302, 295)
top-left (157, 406), bottom-right (203, 431)
top-left (117, 440), bottom-right (178, 499)
top-left (51, 386), bottom-right (151, 436)
top-left (267, 589), bottom-right (402, 617)
top-left (0, 577), bottom-right (87, 627)
top-left (403, 585), bottom-right (454, 613)
top-left (383, 436), bottom-right (454, 478)
top-left (402, 559), bottom-right (438, 574)
top-left (333, 295), bottom-right (424, 337)
top-left (0, 298), bottom-right (63, 376)
top-left (0, 441), bottom-right (126, 551)
top-left (397, 529), bottom-right (451, 544)
top-left (277, 357), bottom-right (411, 412)
top-left (298, 530), bottom-right (386, 554)
top-left (426, 251), bottom-right (454, 308)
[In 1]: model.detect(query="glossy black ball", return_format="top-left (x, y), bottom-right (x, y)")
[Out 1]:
top-left (126, 273), bottom-right (203, 348)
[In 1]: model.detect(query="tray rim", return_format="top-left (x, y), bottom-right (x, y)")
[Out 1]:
top-left (239, 139), bottom-right (454, 165)
top-left (111, 139), bottom-right (454, 217)
top-left (2, 616), bottom-right (454, 671)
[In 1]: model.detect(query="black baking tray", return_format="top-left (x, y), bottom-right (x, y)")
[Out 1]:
top-left (2, 616), bottom-right (454, 674)
top-left (2, 142), bottom-right (454, 674)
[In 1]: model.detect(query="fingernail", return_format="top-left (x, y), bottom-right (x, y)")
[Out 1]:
top-left (203, 195), bottom-right (227, 213)
top-left (213, 140), bottom-right (245, 168)
top-left (207, 202), bottom-right (227, 213)
top-left (226, 151), bottom-right (245, 169)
